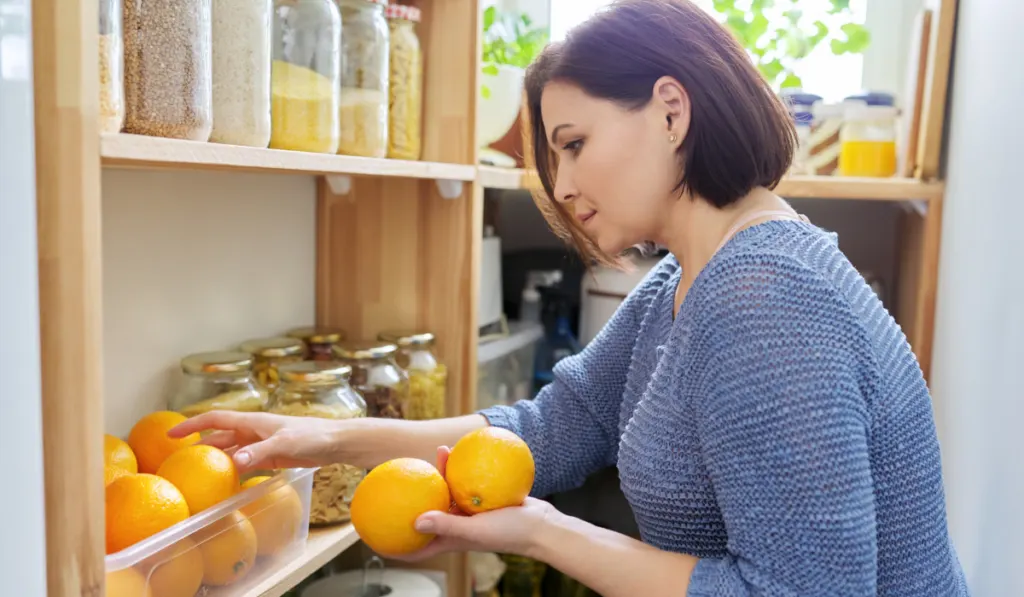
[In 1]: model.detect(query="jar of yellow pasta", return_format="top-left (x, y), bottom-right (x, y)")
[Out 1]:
top-left (170, 351), bottom-right (267, 417)
top-left (337, 0), bottom-right (389, 157)
top-left (377, 331), bottom-right (446, 420)
top-left (239, 336), bottom-right (306, 391)
top-left (385, 4), bottom-right (422, 160)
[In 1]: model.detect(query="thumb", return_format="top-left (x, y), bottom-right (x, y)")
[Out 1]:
top-left (234, 434), bottom-right (284, 471)
top-left (414, 511), bottom-right (469, 538)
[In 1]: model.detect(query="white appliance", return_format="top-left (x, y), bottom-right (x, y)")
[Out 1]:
top-left (478, 231), bottom-right (503, 329)
top-left (579, 257), bottom-right (660, 345)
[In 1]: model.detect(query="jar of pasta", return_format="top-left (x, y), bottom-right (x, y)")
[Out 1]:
top-left (270, 0), bottom-right (341, 153)
top-left (239, 336), bottom-right (306, 391)
top-left (286, 326), bottom-right (346, 361)
top-left (839, 104), bottom-right (898, 178)
top-left (332, 341), bottom-right (409, 419)
top-left (209, 0), bottom-right (273, 146)
top-left (99, 0), bottom-right (124, 133)
top-left (378, 331), bottom-right (445, 419)
top-left (337, 0), bottom-right (389, 157)
top-left (170, 351), bottom-right (266, 417)
top-left (386, 4), bottom-right (422, 160)
top-left (268, 362), bottom-right (366, 525)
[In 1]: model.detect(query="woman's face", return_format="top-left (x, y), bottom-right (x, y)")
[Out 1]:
top-left (540, 80), bottom-right (683, 255)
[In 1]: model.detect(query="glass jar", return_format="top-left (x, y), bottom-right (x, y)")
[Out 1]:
top-left (123, 0), bottom-right (213, 140)
top-left (378, 331), bottom-right (445, 420)
top-left (239, 336), bottom-right (306, 391)
top-left (332, 341), bottom-right (409, 419)
top-left (268, 362), bottom-right (367, 525)
top-left (807, 101), bottom-right (845, 176)
top-left (99, 0), bottom-right (124, 133)
top-left (386, 4), bottom-right (422, 160)
top-left (337, 0), bottom-right (389, 157)
top-left (286, 326), bottom-right (346, 361)
top-left (270, 0), bottom-right (342, 153)
top-left (839, 104), bottom-right (898, 178)
top-left (210, 0), bottom-right (273, 146)
top-left (170, 351), bottom-right (266, 417)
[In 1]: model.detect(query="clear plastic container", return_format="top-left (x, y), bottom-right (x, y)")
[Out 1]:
top-left (839, 104), bottom-right (898, 178)
top-left (337, 0), bottom-right (389, 157)
top-left (170, 351), bottom-right (266, 417)
top-left (477, 321), bottom-right (544, 410)
top-left (239, 336), bottom-right (306, 391)
top-left (210, 0), bottom-right (273, 146)
top-left (268, 362), bottom-right (367, 525)
top-left (105, 468), bottom-right (314, 595)
top-left (123, 0), bottom-right (213, 140)
top-left (286, 326), bottom-right (346, 361)
top-left (99, 0), bottom-right (124, 134)
top-left (270, 0), bottom-right (342, 153)
top-left (378, 331), bottom-right (445, 419)
top-left (386, 4), bottom-right (422, 160)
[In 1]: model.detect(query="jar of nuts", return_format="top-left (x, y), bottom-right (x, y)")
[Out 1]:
top-left (99, 0), bottom-right (124, 133)
top-left (385, 4), bottom-right (422, 160)
top-left (377, 331), bottom-right (446, 420)
top-left (170, 351), bottom-right (266, 418)
top-left (286, 326), bottom-right (346, 361)
top-left (337, 0), bottom-right (390, 158)
top-left (332, 341), bottom-right (410, 419)
top-left (239, 336), bottom-right (306, 391)
top-left (268, 362), bottom-right (367, 526)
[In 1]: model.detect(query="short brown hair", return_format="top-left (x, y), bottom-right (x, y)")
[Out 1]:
top-left (523, 0), bottom-right (797, 266)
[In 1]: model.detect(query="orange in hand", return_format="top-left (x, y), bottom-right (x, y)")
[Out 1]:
top-left (445, 427), bottom-right (535, 514)
top-left (106, 474), bottom-right (190, 554)
top-left (128, 411), bottom-right (199, 474)
top-left (157, 445), bottom-right (238, 514)
top-left (240, 476), bottom-right (305, 556)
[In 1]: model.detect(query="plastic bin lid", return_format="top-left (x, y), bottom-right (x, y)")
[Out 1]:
top-left (477, 321), bottom-right (544, 364)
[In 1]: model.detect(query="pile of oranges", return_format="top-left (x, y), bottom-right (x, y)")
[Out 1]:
top-left (350, 427), bottom-right (535, 557)
top-left (104, 411), bottom-right (305, 597)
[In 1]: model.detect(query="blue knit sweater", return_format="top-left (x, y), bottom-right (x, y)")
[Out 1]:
top-left (481, 221), bottom-right (969, 596)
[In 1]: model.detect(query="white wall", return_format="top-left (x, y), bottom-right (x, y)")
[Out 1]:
top-left (102, 169), bottom-right (317, 437)
top-left (929, 1), bottom-right (1024, 595)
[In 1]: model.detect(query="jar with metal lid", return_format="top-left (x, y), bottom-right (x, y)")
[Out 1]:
top-left (268, 362), bottom-right (367, 525)
top-left (337, 0), bottom-right (389, 157)
top-left (839, 104), bottom-right (898, 178)
top-left (270, 0), bottom-right (342, 153)
top-left (210, 0), bottom-right (273, 146)
top-left (239, 336), bottom-right (306, 391)
top-left (378, 331), bottom-right (445, 420)
top-left (170, 351), bottom-right (266, 417)
top-left (99, 0), bottom-right (124, 133)
top-left (286, 326), bottom-right (346, 361)
top-left (332, 341), bottom-right (409, 419)
top-left (386, 4), bottom-right (422, 160)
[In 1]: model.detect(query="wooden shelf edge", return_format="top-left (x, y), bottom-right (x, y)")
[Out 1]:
top-left (101, 134), bottom-right (477, 182)
top-left (247, 525), bottom-right (360, 597)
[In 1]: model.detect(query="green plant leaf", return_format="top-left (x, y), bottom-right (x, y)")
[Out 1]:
top-left (830, 22), bottom-right (871, 54)
top-left (760, 58), bottom-right (785, 83)
top-left (482, 63), bottom-right (499, 76)
top-left (483, 6), bottom-right (496, 32)
top-left (780, 72), bottom-right (803, 88)
top-left (808, 20), bottom-right (829, 46)
top-left (829, 0), bottom-right (851, 13)
top-left (481, 85), bottom-right (492, 100)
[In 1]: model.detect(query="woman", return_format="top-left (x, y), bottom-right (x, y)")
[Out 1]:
top-left (173, 1), bottom-right (969, 594)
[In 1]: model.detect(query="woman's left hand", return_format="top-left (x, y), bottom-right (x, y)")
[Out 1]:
top-left (395, 447), bottom-right (557, 561)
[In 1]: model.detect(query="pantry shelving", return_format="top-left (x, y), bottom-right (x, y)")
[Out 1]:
top-left (240, 525), bottom-right (360, 597)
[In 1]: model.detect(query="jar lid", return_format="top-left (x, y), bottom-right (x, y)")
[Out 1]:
top-left (333, 341), bottom-right (399, 360)
top-left (377, 331), bottom-right (435, 347)
top-left (385, 3), bottom-right (420, 21)
top-left (278, 361), bottom-right (352, 384)
top-left (286, 326), bottom-right (346, 345)
top-left (843, 90), bottom-right (895, 107)
top-left (843, 104), bottom-right (899, 121)
top-left (239, 337), bottom-right (306, 359)
top-left (181, 351), bottom-right (254, 375)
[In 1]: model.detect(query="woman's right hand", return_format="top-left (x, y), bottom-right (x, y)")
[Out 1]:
top-left (168, 411), bottom-right (345, 473)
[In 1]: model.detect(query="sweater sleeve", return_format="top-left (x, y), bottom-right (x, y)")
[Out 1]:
top-left (687, 255), bottom-right (879, 597)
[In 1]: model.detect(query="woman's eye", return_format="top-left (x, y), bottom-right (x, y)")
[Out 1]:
top-left (562, 139), bottom-right (583, 156)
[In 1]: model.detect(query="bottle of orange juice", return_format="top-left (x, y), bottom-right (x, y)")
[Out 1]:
top-left (839, 102), bottom-right (899, 178)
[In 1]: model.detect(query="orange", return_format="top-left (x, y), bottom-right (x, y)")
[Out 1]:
top-left (105, 567), bottom-right (152, 597)
top-left (350, 457), bottom-right (450, 557)
top-left (157, 445), bottom-right (239, 514)
top-left (128, 411), bottom-right (199, 474)
top-left (240, 476), bottom-right (305, 556)
top-left (106, 474), bottom-right (190, 554)
top-left (141, 536), bottom-right (204, 597)
top-left (105, 434), bottom-right (138, 478)
top-left (195, 511), bottom-right (258, 586)
top-left (105, 464), bottom-right (132, 487)
top-left (445, 427), bottom-right (535, 514)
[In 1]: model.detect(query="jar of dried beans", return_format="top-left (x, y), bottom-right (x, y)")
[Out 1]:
top-left (98, 0), bottom-right (124, 133)
top-left (170, 351), bottom-right (266, 418)
top-left (377, 331), bottom-right (445, 419)
top-left (123, 0), bottom-right (213, 140)
top-left (239, 336), bottom-right (306, 391)
top-left (268, 362), bottom-right (366, 525)
top-left (385, 4), bottom-right (422, 160)
top-left (286, 326), bottom-right (346, 361)
top-left (210, 0), bottom-right (273, 146)
top-left (332, 341), bottom-right (410, 419)
top-left (337, 0), bottom-right (389, 157)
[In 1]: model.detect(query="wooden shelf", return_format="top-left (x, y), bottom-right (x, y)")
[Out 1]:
top-left (241, 525), bottom-right (360, 597)
top-left (477, 166), bottom-right (943, 201)
top-left (101, 134), bottom-right (478, 182)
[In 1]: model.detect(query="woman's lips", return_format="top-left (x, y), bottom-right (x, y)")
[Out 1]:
top-left (578, 210), bottom-right (596, 225)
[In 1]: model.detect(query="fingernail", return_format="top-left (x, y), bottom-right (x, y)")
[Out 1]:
top-left (415, 518), bottom-right (435, 533)
top-left (235, 451), bottom-right (251, 466)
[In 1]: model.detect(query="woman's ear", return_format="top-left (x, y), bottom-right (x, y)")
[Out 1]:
top-left (654, 76), bottom-right (690, 148)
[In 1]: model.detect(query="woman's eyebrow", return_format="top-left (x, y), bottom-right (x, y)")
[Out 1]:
top-left (550, 123), bottom-right (574, 145)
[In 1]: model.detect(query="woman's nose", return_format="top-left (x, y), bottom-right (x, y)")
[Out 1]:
top-left (553, 169), bottom-right (577, 204)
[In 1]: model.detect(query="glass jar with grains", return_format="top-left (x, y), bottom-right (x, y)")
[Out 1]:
top-left (385, 4), bottom-right (422, 160)
top-left (286, 326), bottom-right (346, 361)
top-left (98, 0), bottom-right (124, 133)
top-left (268, 362), bottom-right (367, 525)
top-left (270, 0), bottom-right (342, 153)
top-left (239, 336), bottom-right (306, 391)
top-left (210, 0), bottom-right (272, 146)
top-left (377, 331), bottom-right (445, 420)
top-left (332, 341), bottom-right (410, 419)
top-left (170, 351), bottom-right (266, 418)
top-left (337, 0), bottom-right (390, 157)
top-left (122, 0), bottom-right (212, 140)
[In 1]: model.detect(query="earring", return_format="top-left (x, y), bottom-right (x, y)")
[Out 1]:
top-left (669, 134), bottom-right (678, 143)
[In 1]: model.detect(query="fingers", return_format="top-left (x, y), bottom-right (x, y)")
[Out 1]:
top-left (200, 430), bottom-right (237, 450)
top-left (233, 434), bottom-right (285, 473)
top-left (414, 511), bottom-right (468, 538)
top-left (435, 445), bottom-right (451, 477)
top-left (168, 410), bottom-right (246, 438)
